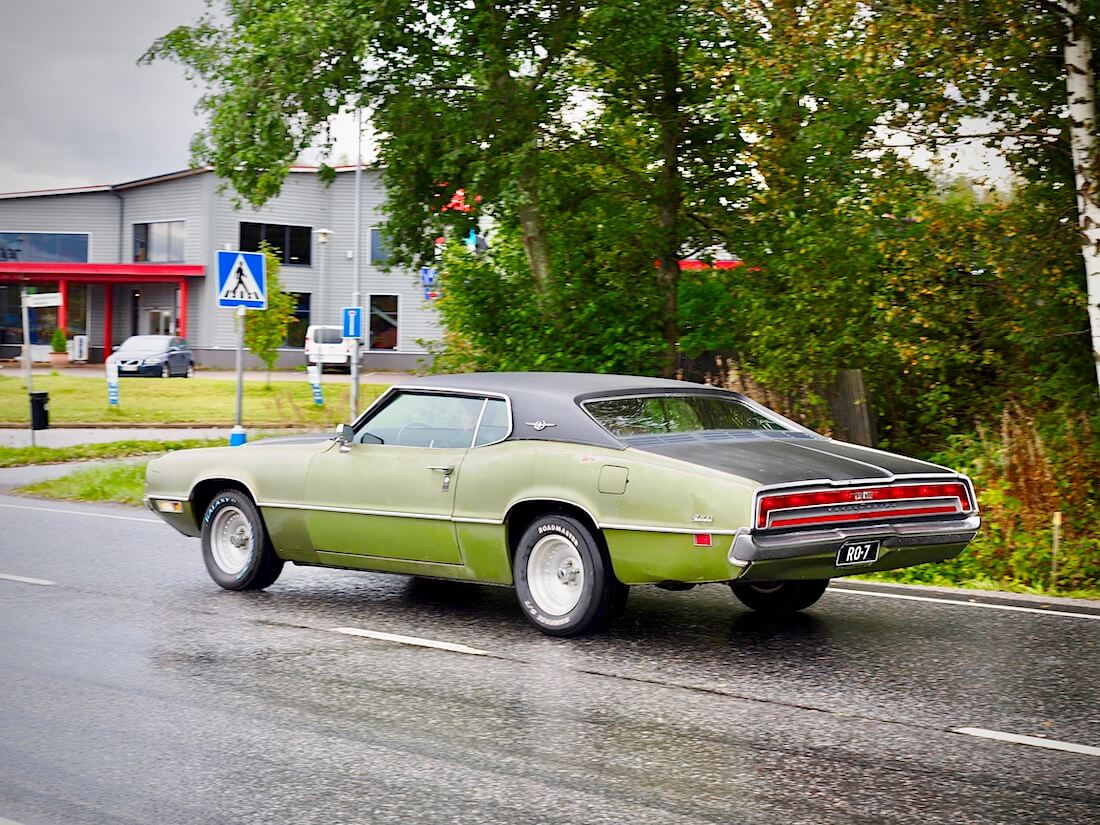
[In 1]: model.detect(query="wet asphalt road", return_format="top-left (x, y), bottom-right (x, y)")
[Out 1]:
top-left (0, 493), bottom-right (1098, 825)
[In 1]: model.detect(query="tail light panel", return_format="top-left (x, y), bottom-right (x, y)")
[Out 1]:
top-left (755, 480), bottom-right (975, 531)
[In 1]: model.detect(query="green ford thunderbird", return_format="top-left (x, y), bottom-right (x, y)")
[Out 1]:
top-left (144, 372), bottom-right (980, 636)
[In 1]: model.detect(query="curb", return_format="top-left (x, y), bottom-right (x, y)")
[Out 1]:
top-left (832, 579), bottom-right (1100, 611)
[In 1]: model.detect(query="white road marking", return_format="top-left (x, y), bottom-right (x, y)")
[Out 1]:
top-left (0, 817), bottom-right (29, 825)
top-left (830, 587), bottom-right (1100, 621)
top-left (954, 727), bottom-right (1100, 757)
top-left (330, 627), bottom-right (490, 657)
top-left (0, 501), bottom-right (159, 524)
top-left (0, 572), bottom-right (55, 586)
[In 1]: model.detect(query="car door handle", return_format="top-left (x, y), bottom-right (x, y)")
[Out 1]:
top-left (427, 465), bottom-right (455, 474)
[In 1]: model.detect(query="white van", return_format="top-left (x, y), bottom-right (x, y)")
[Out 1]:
top-left (304, 325), bottom-right (352, 371)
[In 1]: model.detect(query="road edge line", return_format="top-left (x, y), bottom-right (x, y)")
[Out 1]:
top-left (953, 727), bottom-right (1100, 757)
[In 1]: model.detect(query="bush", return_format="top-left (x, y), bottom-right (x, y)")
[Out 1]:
top-left (862, 405), bottom-right (1100, 597)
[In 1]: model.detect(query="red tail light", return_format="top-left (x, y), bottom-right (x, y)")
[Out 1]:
top-left (756, 482), bottom-right (972, 530)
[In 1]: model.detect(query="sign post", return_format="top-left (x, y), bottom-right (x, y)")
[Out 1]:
top-left (216, 250), bottom-right (267, 446)
top-left (20, 291), bottom-right (62, 447)
top-left (20, 288), bottom-right (33, 447)
top-left (342, 306), bottom-right (363, 421)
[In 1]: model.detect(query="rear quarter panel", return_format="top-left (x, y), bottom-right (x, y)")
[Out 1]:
top-left (454, 441), bottom-right (757, 584)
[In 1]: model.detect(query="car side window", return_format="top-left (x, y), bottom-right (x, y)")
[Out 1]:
top-left (357, 392), bottom-right (486, 448)
top-left (473, 398), bottom-right (509, 446)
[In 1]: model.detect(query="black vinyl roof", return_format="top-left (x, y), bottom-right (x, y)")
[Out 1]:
top-left (392, 372), bottom-right (731, 449)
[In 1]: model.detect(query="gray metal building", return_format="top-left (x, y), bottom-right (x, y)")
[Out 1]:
top-left (0, 166), bottom-right (440, 369)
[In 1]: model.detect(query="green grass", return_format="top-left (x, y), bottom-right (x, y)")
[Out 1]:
top-left (19, 460), bottom-right (149, 507)
top-left (0, 438), bottom-right (227, 467)
top-left (0, 374), bottom-right (388, 426)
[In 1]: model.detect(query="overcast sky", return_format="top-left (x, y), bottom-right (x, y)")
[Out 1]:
top-left (0, 0), bottom-right (1006, 196)
top-left (0, 0), bottom-right (213, 193)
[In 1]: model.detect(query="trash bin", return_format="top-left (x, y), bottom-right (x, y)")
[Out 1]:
top-left (29, 391), bottom-right (48, 430)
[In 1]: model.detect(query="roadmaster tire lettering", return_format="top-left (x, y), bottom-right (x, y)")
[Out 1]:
top-left (513, 514), bottom-right (628, 638)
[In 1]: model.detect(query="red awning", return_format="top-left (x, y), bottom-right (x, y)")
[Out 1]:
top-left (0, 262), bottom-right (204, 281)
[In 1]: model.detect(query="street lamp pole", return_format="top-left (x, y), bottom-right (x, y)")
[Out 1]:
top-left (315, 228), bottom-right (332, 327)
top-left (351, 108), bottom-right (363, 420)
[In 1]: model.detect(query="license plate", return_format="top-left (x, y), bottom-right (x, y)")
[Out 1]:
top-left (121, 365), bottom-right (138, 372)
top-left (836, 540), bottom-right (880, 566)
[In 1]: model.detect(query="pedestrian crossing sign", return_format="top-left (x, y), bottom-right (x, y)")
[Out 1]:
top-left (216, 250), bottom-right (267, 309)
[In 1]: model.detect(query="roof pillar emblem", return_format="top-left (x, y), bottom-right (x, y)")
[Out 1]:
top-left (526, 420), bottom-right (557, 431)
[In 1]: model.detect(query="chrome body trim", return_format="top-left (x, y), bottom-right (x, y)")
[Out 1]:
top-left (761, 493), bottom-right (969, 530)
top-left (600, 521), bottom-right (739, 536)
top-left (354, 385), bottom-right (514, 449)
top-left (257, 500), bottom-right (452, 521)
top-left (751, 474), bottom-right (979, 533)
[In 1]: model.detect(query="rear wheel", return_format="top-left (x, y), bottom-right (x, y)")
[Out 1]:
top-left (183, 361), bottom-right (194, 378)
top-left (729, 579), bottom-right (828, 614)
top-left (513, 514), bottom-right (628, 637)
top-left (201, 489), bottom-right (284, 591)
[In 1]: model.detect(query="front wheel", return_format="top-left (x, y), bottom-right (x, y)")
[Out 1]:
top-left (160, 362), bottom-right (170, 378)
top-left (513, 514), bottom-right (628, 637)
top-left (729, 579), bottom-right (829, 615)
top-left (201, 489), bottom-right (284, 590)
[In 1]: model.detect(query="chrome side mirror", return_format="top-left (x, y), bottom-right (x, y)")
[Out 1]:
top-left (336, 423), bottom-right (354, 452)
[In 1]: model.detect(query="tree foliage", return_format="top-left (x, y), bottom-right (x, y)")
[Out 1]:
top-left (147, 0), bottom-right (1098, 424)
top-left (243, 248), bottom-right (298, 383)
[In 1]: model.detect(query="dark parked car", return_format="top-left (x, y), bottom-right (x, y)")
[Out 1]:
top-left (108, 335), bottom-right (194, 378)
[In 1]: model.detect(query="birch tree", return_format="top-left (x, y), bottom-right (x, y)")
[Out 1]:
top-left (1060, 0), bottom-right (1100, 392)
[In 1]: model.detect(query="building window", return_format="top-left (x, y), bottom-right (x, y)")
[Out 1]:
top-left (369, 294), bottom-right (398, 350)
top-left (0, 283), bottom-right (59, 343)
top-left (133, 221), bottom-right (185, 262)
top-left (370, 228), bottom-right (390, 265)
top-left (0, 232), bottom-right (88, 263)
top-left (240, 222), bottom-right (312, 266)
top-left (286, 292), bottom-right (310, 347)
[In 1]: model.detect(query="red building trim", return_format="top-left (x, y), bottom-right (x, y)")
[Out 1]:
top-left (103, 285), bottom-right (113, 357)
top-left (0, 262), bottom-right (204, 277)
top-left (58, 279), bottom-right (68, 332)
top-left (0, 262), bottom-right (203, 357)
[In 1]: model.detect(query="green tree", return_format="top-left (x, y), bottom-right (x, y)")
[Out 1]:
top-left (244, 248), bottom-right (297, 385)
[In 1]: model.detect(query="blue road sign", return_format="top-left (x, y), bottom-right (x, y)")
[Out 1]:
top-left (342, 306), bottom-right (363, 339)
top-left (216, 250), bottom-right (267, 309)
top-left (419, 267), bottom-right (438, 287)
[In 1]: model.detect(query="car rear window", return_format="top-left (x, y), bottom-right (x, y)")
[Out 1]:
top-left (315, 328), bottom-right (343, 344)
top-left (583, 394), bottom-right (789, 437)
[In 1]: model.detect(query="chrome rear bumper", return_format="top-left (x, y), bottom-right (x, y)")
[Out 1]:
top-left (728, 515), bottom-right (981, 581)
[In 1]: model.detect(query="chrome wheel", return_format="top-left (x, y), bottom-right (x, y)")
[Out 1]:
top-left (209, 504), bottom-right (253, 576)
top-left (526, 534), bottom-right (585, 616)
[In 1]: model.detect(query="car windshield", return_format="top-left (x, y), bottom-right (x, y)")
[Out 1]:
top-left (116, 336), bottom-right (172, 355)
top-left (583, 394), bottom-right (789, 437)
